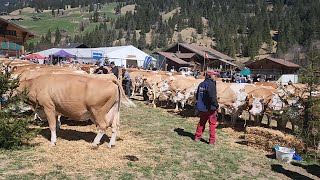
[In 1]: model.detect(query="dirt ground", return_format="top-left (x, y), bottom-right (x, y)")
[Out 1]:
top-left (0, 101), bottom-right (319, 179)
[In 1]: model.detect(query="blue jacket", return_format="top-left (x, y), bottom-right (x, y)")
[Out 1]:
top-left (196, 78), bottom-right (219, 112)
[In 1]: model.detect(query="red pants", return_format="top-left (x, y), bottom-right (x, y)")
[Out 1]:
top-left (194, 111), bottom-right (217, 144)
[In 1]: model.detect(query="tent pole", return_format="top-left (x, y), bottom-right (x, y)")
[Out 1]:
top-left (203, 56), bottom-right (206, 72)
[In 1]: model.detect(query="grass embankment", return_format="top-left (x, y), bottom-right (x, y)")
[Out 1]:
top-left (11, 3), bottom-right (118, 42)
top-left (0, 101), bottom-right (318, 179)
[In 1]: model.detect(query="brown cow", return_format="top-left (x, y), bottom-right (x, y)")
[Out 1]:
top-left (18, 74), bottom-right (135, 148)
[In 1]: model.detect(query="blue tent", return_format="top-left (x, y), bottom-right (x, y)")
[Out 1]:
top-left (239, 68), bottom-right (251, 76)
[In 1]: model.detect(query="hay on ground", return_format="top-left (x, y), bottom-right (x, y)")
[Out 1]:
top-left (245, 127), bottom-right (304, 152)
top-left (13, 123), bottom-right (155, 177)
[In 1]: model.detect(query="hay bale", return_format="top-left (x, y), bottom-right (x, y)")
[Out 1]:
top-left (245, 127), bottom-right (305, 152)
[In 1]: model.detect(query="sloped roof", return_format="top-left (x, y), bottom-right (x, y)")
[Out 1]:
top-left (179, 43), bottom-right (235, 61)
top-left (263, 57), bottom-right (300, 68)
top-left (174, 52), bottom-right (195, 59)
top-left (0, 17), bottom-right (37, 37)
top-left (62, 43), bottom-right (88, 48)
top-left (157, 52), bottom-right (191, 65)
top-left (36, 45), bottom-right (155, 61)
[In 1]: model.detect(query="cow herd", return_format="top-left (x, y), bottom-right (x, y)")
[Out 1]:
top-left (1, 59), bottom-right (319, 148)
top-left (126, 67), bottom-right (319, 133)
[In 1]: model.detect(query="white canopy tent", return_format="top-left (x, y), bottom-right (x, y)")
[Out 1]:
top-left (36, 45), bottom-right (156, 67)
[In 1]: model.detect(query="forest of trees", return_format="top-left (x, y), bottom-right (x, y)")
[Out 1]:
top-left (21, 0), bottom-right (320, 62)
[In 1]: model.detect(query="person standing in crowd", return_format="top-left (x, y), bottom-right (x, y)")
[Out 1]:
top-left (110, 61), bottom-right (119, 79)
top-left (122, 68), bottom-right (131, 97)
top-left (94, 65), bottom-right (108, 74)
top-left (194, 70), bottom-right (219, 145)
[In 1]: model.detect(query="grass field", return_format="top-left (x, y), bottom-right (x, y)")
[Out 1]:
top-left (10, 3), bottom-right (118, 41)
top-left (0, 101), bottom-right (319, 179)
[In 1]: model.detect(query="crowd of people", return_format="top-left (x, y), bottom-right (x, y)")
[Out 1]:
top-left (93, 61), bottom-right (131, 97)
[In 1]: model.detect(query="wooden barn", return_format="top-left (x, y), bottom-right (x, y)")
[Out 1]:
top-left (154, 43), bottom-right (238, 72)
top-left (246, 57), bottom-right (300, 79)
top-left (0, 17), bottom-right (36, 57)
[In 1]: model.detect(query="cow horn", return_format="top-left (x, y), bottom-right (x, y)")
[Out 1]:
top-left (252, 94), bottom-right (256, 99)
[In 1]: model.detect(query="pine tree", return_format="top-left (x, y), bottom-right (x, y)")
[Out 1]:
top-left (131, 31), bottom-right (138, 47)
top-left (125, 30), bottom-right (131, 45)
top-left (0, 67), bottom-right (38, 149)
top-left (295, 42), bottom-right (320, 152)
top-left (54, 27), bottom-right (61, 46)
top-left (118, 29), bottom-right (123, 40)
top-left (177, 33), bottom-right (184, 43)
top-left (138, 33), bottom-right (146, 50)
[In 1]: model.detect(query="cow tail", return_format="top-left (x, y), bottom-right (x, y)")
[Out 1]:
top-left (112, 79), bottom-right (136, 108)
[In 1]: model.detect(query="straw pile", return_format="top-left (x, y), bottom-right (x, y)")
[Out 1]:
top-left (245, 127), bottom-right (305, 152)
top-left (19, 123), bottom-right (155, 177)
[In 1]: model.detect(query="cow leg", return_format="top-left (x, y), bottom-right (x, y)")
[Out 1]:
top-left (221, 108), bottom-right (226, 122)
top-left (232, 114), bottom-right (238, 126)
top-left (44, 107), bottom-right (57, 146)
top-left (174, 102), bottom-right (179, 112)
top-left (181, 101), bottom-right (185, 111)
top-left (230, 110), bottom-right (239, 126)
top-left (266, 115), bottom-right (272, 127)
top-left (254, 115), bottom-right (262, 126)
top-left (92, 129), bottom-right (105, 147)
top-left (276, 118), bottom-right (287, 131)
top-left (139, 87), bottom-right (143, 95)
top-left (152, 99), bottom-right (156, 108)
top-left (131, 83), bottom-right (135, 97)
top-left (108, 127), bottom-right (117, 148)
top-left (107, 101), bottom-right (120, 148)
top-left (57, 115), bottom-right (62, 129)
top-left (152, 86), bottom-right (157, 108)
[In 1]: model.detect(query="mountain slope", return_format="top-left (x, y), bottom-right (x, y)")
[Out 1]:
top-left (2, 0), bottom-right (320, 63)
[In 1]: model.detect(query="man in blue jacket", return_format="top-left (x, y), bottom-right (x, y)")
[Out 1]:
top-left (194, 70), bottom-right (219, 145)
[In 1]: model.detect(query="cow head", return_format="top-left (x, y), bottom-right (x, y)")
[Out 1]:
top-left (135, 75), bottom-right (144, 87)
top-left (232, 89), bottom-right (248, 110)
top-left (158, 80), bottom-right (170, 92)
top-left (249, 95), bottom-right (264, 116)
top-left (269, 93), bottom-right (285, 111)
top-left (172, 89), bottom-right (185, 103)
top-left (184, 84), bottom-right (198, 105)
top-left (285, 94), bottom-right (304, 110)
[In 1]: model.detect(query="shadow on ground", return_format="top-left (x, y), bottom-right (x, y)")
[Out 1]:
top-left (174, 128), bottom-right (209, 144)
top-left (271, 164), bottom-right (313, 180)
top-left (291, 162), bottom-right (320, 178)
top-left (39, 128), bottom-right (109, 144)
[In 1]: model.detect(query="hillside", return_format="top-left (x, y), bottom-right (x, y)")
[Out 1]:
top-left (1, 0), bottom-right (320, 63)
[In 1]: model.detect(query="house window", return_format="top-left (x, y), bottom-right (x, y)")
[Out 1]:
top-left (0, 27), bottom-right (5, 35)
top-left (5, 30), bottom-right (17, 36)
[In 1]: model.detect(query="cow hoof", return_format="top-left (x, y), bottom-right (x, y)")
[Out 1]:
top-left (107, 144), bottom-right (113, 149)
top-left (173, 109), bottom-right (179, 113)
top-left (91, 144), bottom-right (99, 149)
top-left (49, 142), bottom-right (56, 147)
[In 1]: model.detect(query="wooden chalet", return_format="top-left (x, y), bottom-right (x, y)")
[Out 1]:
top-left (0, 17), bottom-right (36, 57)
top-left (156, 43), bottom-right (238, 72)
top-left (246, 57), bottom-right (300, 79)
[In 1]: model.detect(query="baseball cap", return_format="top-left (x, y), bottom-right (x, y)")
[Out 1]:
top-left (206, 70), bottom-right (219, 75)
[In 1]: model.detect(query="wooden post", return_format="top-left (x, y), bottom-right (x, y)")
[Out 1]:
top-left (203, 56), bottom-right (206, 72)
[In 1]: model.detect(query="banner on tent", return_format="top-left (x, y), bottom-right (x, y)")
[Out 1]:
top-left (143, 56), bottom-right (152, 69)
top-left (92, 51), bottom-right (104, 60)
